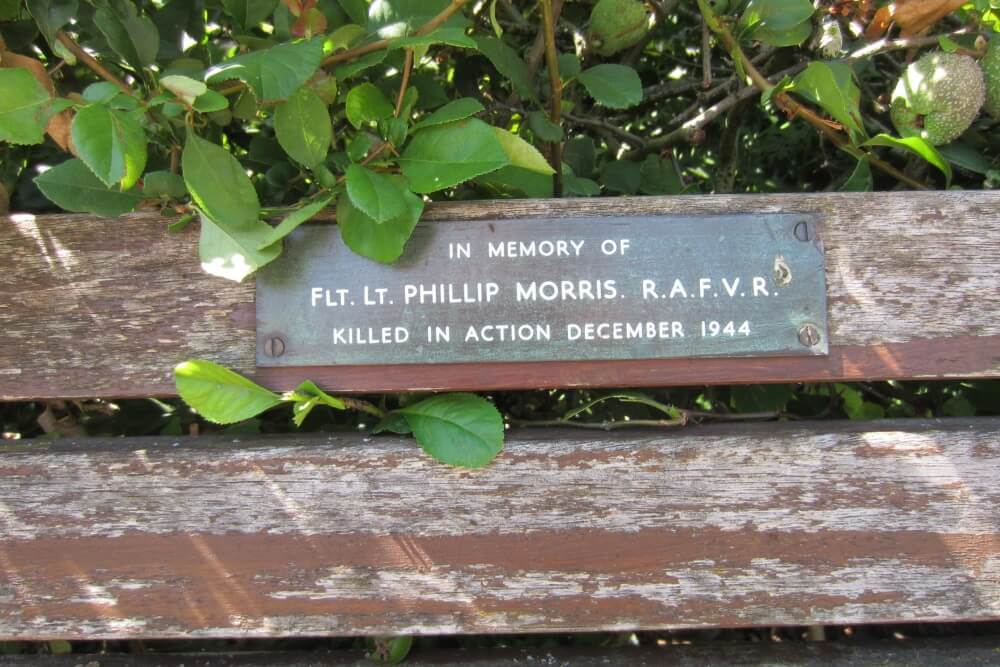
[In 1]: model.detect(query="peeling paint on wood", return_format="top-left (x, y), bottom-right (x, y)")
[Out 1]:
top-left (1, 191), bottom-right (999, 398)
top-left (0, 420), bottom-right (997, 638)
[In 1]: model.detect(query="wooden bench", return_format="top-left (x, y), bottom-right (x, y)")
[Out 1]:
top-left (1, 192), bottom-right (998, 655)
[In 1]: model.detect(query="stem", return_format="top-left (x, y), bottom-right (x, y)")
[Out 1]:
top-left (321, 0), bottom-right (470, 68)
top-left (56, 30), bottom-right (133, 96)
top-left (342, 397), bottom-right (387, 419)
top-left (540, 0), bottom-right (563, 197)
top-left (394, 49), bottom-right (414, 118)
top-left (695, 0), bottom-right (931, 190)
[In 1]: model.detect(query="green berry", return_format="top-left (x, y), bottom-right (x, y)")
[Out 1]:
top-left (890, 52), bottom-right (985, 146)
top-left (982, 37), bottom-right (1000, 120)
top-left (589, 0), bottom-right (650, 57)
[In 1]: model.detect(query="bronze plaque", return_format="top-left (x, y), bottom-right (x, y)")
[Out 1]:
top-left (255, 214), bottom-right (828, 367)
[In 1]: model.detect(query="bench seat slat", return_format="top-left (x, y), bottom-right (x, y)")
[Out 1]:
top-left (1, 191), bottom-right (998, 399)
top-left (1, 419), bottom-right (997, 639)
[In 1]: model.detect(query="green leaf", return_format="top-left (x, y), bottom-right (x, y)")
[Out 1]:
top-left (290, 379), bottom-right (345, 426)
top-left (175, 359), bottom-right (284, 424)
top-left (577, 64), bottom-right (642, 109)
top-left (222, 0), bottom-right (278, 31)
top-left (639, 155), bottom-right (683, 195)
top-left (411, 97), bottom-right (484, 131)
top-left (94, 0), bottom-right (159, 70)
top-left (526, 110), bottom-right (563, 142)
top-left (160, 74), bottom-right (207, 104)
top-left (474, 36), bottom-right (537, 101)
top-left (389, 27), bottom-right (476, 50)
top-left (368, 0), bottom-right (465, 38)
top-left (399, 118), bottom-right (509, 193)
top-left (345, 82), bottom-right (394, 129)
top-left (258, 193), bottom-right (333, 249)
top-left (372, 411), bottom-right (413, 435)
top-left (34, 159), bottom-right (143, 216)
top-left (783, 61), bottom-right (866, 143)
top-left (327, 23), bottom-right (367, 52)
top-left (182, 133), bottom-right (261, 228)
top-left (274, 86), bottom-right (332, 168)
top-left (562, 174), bottom-right (600, 197)
top-left (738, 0), bottom-right (814, 37)
top-left (346, 164), bottom-right (409, 223)
top-left (337, 182), bottom-right (423, 263)
top-left (839, 157), bottom-right (872, 192)
top-left (748, 17), bottom-right (812, 46)
top-left (837, 384), bottom-right (884, 420)
top-left (206, 38), bottom-right (324, 102)
top-left (601, 159), bottom-right (641, 194)
top-left (397, 393), bottom-right (504, 468)
top-left (71, 104), bottom-right (148, 189)
top-left (25, 0), bottom-right (78, 52)
top-left (0, 68), bottom-right (52, 145)
top-left (199, 211), bottom-right (282, 282)
top-left (194, 90), bottom-right (230, 113)
top-left (863, 133), bottom-right (952, 187)
top-left (731, 384), bottom-right (794, 412)
top-left (143, 170), bottom-right (187, 198)
top-left (83, 81), bottom-right (124, 104)
top-left (476, 165), bottom-right (553, 198)
top-left (557, 52), bottom-right (581, 79)
top-left (333, 50), bottom-right (387, 80)
top-left (491, 127), bottom-right (553, 175)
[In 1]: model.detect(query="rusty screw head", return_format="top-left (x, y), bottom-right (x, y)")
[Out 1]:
top-left (263, 336), bottom-right (285, 357)
top-left (794, 220), bottom-right (812, 242)
top-left (798, 323), bottom-right (821, 348)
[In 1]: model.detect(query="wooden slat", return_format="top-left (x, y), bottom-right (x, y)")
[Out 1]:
top-left (2, 638), bottom-right (1000, 666)
top-left (1, 419), bottom-right (998, 639)
top-left (1, 191), bottom-right (999, 399)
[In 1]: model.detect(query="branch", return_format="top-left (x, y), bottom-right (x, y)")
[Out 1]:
top-left (845, 27), bottom-right (976, 61)
top-left (696, 0), bottom-right (931, 190)
top-left (219, 0), bottom-right (470, 97)
top-left (394, 49), bottom-right (414, 117)
top-left (342, 397), bottom-right (387, 419)
top-left (56, 30), bottom-right (132, 96)
top-left (322, 0), bottom-right (470, 68)
top-left (540, 0), bottom-right (563, 197)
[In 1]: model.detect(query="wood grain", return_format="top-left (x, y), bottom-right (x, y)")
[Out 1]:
top-left (1, 191), bottom-right (998, 398)
top-left (1, 420), bottom-right (998, 639)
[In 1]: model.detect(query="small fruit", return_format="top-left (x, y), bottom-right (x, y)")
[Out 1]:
top-left (589, 0), bottom-right (650, 57)
top-left (982, 37), bottom-right (1000, 119)
top-left (890, 52), bottom-right (985, 145)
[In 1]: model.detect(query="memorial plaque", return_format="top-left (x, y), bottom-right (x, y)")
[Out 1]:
top-left (256, 214), bottom-right (828, 367)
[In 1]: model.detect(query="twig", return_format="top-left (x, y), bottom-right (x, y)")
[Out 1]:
top-left (56, 30), bottom-right (132, 95)
top-left (218, 0), bottom-right (470, 97)
top-left (563, 111), bottom-right (644, 147)
top-left (845, 27), bottom-right (975, 61)
top-left (701, 18), bottom-right (713, 89)
top-left (540, 0), bottom-right (563, 197)
top-left (696, 0), bottom-right (931, 190)
top-left (322, 0), bottom-right (470, 68)
top-left (341, 397), bottom-right (387, 419)
top-left (394, 49), bottom-right (414, 117)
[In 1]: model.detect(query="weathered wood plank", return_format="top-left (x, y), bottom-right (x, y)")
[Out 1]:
top-left (1, 191), bottom-right (999, 398)
top-left (2, 638), bottom-right (1000, 666)
top-left (1, 420), bottom-right (998, 639)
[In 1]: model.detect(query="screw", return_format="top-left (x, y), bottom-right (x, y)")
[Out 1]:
top-left (263, 336), bottom-right (285, 357)
top-left (793, 220), bottom-right (812, 242)
top-left (798, 323), bottom-right (821, 348)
